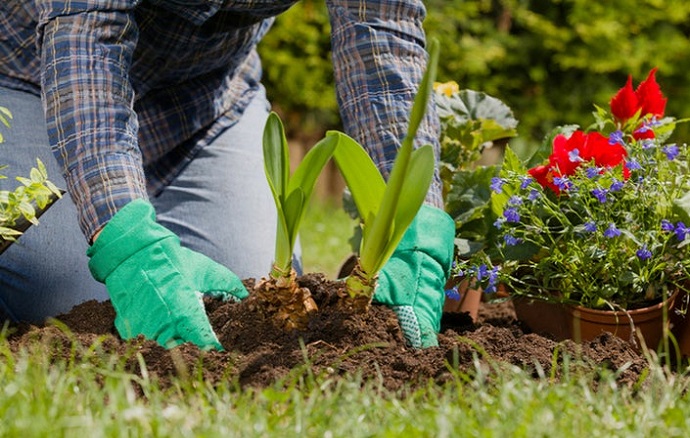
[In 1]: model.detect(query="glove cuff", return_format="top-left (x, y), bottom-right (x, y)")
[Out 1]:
top-left (400, 204), bottom-right (455, 280)
top-left (87, 199), bottom-right (175, 281)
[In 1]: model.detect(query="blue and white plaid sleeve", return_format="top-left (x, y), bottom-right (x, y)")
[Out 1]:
top-left (36, 0), bottom-right (148, 241)
top-left (326, 0), bottom-right (443, 209)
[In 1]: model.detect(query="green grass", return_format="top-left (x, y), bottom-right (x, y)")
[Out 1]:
top-left (5, 199), bottom-right (690, 435)
top-left (3, 330), bottom-right (690, 437)
top-left (299, 197), bottom-right (357, 279)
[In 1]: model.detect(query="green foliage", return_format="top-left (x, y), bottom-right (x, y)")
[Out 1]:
top-left (424, 0), bottom-right (690, 145)
top-left (331, 40), bottom-right (439, 287)
top-left (0, 106), bottom-right (62, 245)
top-left (262, 112), bottom-right (337, 276)
top-left (4, 330), bottom-right (690, 437)
top-left (261, 1), bottom-right (690, 146)
top-left (0, 159), bottom-right (63, 242)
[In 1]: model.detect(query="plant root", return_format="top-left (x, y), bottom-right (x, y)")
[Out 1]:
top-left (251, 268), bottom-right (318, 331)
top-left (337, 261), bottom-right (376, 314)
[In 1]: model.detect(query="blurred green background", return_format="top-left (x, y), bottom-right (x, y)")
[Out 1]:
top-left (259, 0), bottom-right (690, 196)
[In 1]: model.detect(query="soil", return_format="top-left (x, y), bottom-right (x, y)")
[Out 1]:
top-left (5, 274), bottom-right (652, 392)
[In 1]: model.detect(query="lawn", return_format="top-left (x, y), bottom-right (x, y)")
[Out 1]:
top-left (2, 199), bottom-right (690, 437)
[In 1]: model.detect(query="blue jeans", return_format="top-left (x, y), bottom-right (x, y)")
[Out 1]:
top-left (0, 86), bottom-right (283, 322)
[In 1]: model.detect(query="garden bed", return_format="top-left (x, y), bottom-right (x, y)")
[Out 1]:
top-left (5, 274), bottom-right (649, 391)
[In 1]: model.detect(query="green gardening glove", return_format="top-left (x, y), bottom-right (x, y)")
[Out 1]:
top-left (373, 205), bottom-right (455, 348)
top-left (87, 199), bottom-right (248, 350)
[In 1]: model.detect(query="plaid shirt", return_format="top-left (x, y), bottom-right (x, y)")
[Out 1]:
top-left (0, 0), bottom-right (442, 241)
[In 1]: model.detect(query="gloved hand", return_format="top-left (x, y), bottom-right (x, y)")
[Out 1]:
top-left (87, 199), bottom-right (248, 350)
top-left (373, 205), bottom-right (455, 348)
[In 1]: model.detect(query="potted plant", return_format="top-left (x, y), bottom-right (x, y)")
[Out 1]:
top-left (0, 105), bottom-right (63, 255)
top-left (473, 69), bottom-right (690, 350)
top-left (434, 82), bottom-right (518, 320)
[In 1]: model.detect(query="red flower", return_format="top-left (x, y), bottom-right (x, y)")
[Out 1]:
top-left (609, 68), bottom-right (667, 125)
top-left (580, 131), bottom-right (627, 169)
top-left (610, 76), bottom-right (639, 123)
top-left (636, 68), bottom-right (666, 118)
top-left (528, 131), bottom-right (628, 194)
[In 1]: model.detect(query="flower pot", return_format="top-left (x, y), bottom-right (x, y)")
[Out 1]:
top-left (443, 278), bottom-right (482, 323)
top-left (513, 292), bottom-right (678, 351)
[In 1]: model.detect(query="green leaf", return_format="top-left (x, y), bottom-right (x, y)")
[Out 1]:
top-left (285, 134), bottom-right (338, 241)
top-left (331, 131), bottom-right (386, 229)
top-left (435, 89), bottom-right (518, 133)
top-left (673, 191), bottom-right (690, 224)
top-left (359, 39), bottom-right (440, 274)
top-left (369, 145), bottom-right (435, 273)
top-left (263, 112), bottom-right (290, 204)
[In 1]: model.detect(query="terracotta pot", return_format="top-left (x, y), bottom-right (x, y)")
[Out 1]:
top-left (443, 278), bottom-right (482, 322)
top-left (513, 291), bottom-right (678, 351)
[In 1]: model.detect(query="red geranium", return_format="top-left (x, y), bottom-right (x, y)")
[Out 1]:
top-left (609, 68), bottom-right (667, 125)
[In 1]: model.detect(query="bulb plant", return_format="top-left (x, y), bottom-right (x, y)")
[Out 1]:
top-left (329, 39), bottom-right (440, 313)
top-left (253, 112), bottom-right (337, 330)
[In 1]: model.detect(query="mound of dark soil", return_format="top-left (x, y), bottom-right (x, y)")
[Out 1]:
top-left (5, 274), bottom-right (650, 390)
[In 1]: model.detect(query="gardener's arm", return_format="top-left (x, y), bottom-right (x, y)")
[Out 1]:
top-left (326, 0), bottom-right (455, 347)
top-left (37, 1), bottom-right (246, 350)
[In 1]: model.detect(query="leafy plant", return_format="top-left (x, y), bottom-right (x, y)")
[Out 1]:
top-left (253, 112), bottom-right (337, 330)
top-left (433, 84), bottom-right (518, 299)
top-left (474, 69), bottom-right (690, 310)
top-left (328, 39), bottom-right (440, 312)
top-left (0, 106), bottom-right (62, 254)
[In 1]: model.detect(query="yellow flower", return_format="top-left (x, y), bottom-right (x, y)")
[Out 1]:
top-left (433, 81), bottom-right (459, 97)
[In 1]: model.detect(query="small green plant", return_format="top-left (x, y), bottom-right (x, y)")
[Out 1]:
top-left (329, 39), bottom-right (440, 312)
top-left (253, 112), bottom-right (337, 330)
top-left (0, 106), bottom-right (62, 252)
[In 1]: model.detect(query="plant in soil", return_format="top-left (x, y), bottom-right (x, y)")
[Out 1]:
top-left (0, 105), bottom-right (62, 254)
top-left (327, 39), bottom-right (440, 313)
top-left (251, 111), bottom-right (337, 330)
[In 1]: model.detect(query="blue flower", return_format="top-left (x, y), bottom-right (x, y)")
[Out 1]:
top-left (520, 176), bottom-right (533, 190)
top-left (642, 139), bottom-right (655, 149)
top-left (485, 266), bottom-right (500, 294)
top-left (636, 245), bottom-right (652, 261)
top-left (609, 130), bottom-right (624, 146)
top-left (663, 144), bottom-right (679, 160)
top-left (661, 219), bottom-right (675, 232)
top-left (584, 221), bottom-right (597, 233)
top-left (675, 222), bottom-right (689, 241)
top-left (568, 148), bottom-right (583, 163)
top-left (591, 188), bottom-right (608, 203)
top-left (445, 286), bottom-right (461, 301)
top-left (553, 176), bottom-right (571, 191)
top-left (610, 179), bottom-right (624, 192)
top-left (504, 207), bottom-right (520, 223)
top-left (476, 264), bottom-right (489, 281)
top-left (504, 234), bottom-right (522, 246)
top-left (627, 159), bottom-right (641, 171)
top-left (508, 195), bottom-right (523, 206)
top-left (528, 189), bottom-right (540, 201)
top-left (604, 223), bottom-right (621, 238)
top-left (490, 177), bottom-right (505, 193)
top-left (493, 218), bottom-right (504, 229)
top-left (585, 166), bottom-right (601, 179)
